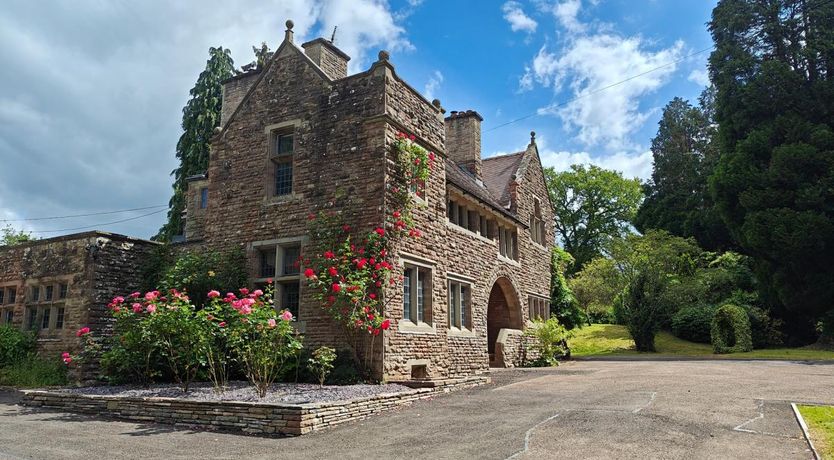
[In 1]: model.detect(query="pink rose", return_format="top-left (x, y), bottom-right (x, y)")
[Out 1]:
top-left (267, 318), bottom-right (277, 328)
top-left (76, 327), bottom-right (90, 337)
top-left (132, 303), bottom-right (142, 313)
top-left (207, 290), bottom-right (220, 298)
top-left (218, 321), bottom-right (226, 328)
top-left (240, 305), bottom-right (252, 315)
top-left (253, 289), bottom-right (263, 297)
top-left (146, 304), bottom-right (156, 314)
top-left (281, 310), bottom-right (293, 321)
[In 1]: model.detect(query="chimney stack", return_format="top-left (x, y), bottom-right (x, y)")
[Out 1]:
top-left (302, 38), bottom-right (350, 80)
top-left (444, 110), bottom-right (483, 178)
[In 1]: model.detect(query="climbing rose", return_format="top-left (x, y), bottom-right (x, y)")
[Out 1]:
top-left (381, 319), bottom-right (391, 330)
top-left (239, 288), bottom-right (249, 296)
top-left (62, 352), bottom-right (72, 365)
top-left (332, 283), bottom-right (342, 293)
top-left (132, 303), bottom-right (142, 313)
top-left (253, 289), bottom-right (264, 297)
top-left (304, 268), bottom-right (316, 278)
top-left (207, 290), bottom-right (220, 298)
top-left (392, 211), bottom-right (401, 218)
top-left (324, 250), bottom-right (335, 259)
top-left (146, 305), bottom-right (157, 314)
top-left (267, 318), bottom-right (277, 328)
top-left (76, 327), bottom-right (90, 337)
top-left (218, 321), bottom-right (226, 328)
top-left (281, 310), bottom-right (293, 321)
top-left (328, 267), bottom-right (338, 277)
top-left (375, 228), bottom-right (385, 237)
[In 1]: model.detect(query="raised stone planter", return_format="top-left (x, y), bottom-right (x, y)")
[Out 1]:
top-left (21, 375), bottom-right (488, 436)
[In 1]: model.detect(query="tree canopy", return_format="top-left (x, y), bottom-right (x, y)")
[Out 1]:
top-left (544, 164), bottom-right (642, 273)
top-left (708, 0), bottom-right (834, 337)
top-left (157, 47), bottom-right (235, 241)
top-left (1, 225), bottom-right (35, 247)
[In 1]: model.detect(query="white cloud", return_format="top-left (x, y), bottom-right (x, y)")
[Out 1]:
top-left (423, 70), bottom-right (444, 100)
top-left (520, 0), bottom-right (684, 151)
top-left (539, 149), bottom-right (653, 180)
top-left (553, 0), bottom-right (584, 33)
top-left (688, 68), bottom-right (710, 87)
top-left (0, 0), bottom-right (414, 237)
top-left (502, 1), bottom-right (538, 33)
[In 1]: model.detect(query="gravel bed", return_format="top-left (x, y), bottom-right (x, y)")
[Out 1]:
top-left (57, 381), bottom-right (412, 405)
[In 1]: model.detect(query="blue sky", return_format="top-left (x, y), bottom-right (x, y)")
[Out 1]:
top-left (0, 0), bottom-right (716, 239)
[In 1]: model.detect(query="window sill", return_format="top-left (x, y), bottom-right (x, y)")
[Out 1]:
top-left (263, 194), bottom-right (302, 206)
top-left (530, 240), bottom-right (549, 252)
top-left (447, 327), bottom-right (476, 338)
top-left (398, 320), bottom-right (435, 335)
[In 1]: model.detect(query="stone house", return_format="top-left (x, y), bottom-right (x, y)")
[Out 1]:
top-left (0, 232), bottom-right (157, 360)
top-left (181, 21), bottom-right (555, 381)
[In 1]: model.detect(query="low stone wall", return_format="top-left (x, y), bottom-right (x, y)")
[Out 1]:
top-left (21, 376), bottom-right (488, 436)
top-left (495, 328), bottom-right (540, 368)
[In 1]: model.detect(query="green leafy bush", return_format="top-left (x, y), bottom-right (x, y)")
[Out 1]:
top-left (524, 317), bottom-right (572, 366)
top-left (0, 325), bottom-right (36, 367)
top-left (326, 350), bottom-right (362, 385)
top-left (623, 271), bottom-right (667, 352)
top-left (0, 356), bottom-right (68, 387)
top-left (711, 304), bottom-right (753, 353)
top-left (308, 346), bottom-right (337, 387)
top-left (671, 306), bottom-right (717, 344)
top-left (160, 248), bottom-right (248, 308)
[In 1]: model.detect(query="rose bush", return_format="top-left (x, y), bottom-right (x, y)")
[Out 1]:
top-left (302, 132), bottom-right (432, 378)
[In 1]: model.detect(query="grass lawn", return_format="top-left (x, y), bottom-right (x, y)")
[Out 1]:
top-left (798, 405), bottom-right (834, 459)
top-left (569, 324), bottom-right (834, 361)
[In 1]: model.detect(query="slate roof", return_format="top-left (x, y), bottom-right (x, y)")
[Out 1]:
top-left (481, 152), bottom-right (525, 208)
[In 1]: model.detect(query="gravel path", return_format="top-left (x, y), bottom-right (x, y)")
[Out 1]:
top-left (57, 381), bottom-right (412, 404)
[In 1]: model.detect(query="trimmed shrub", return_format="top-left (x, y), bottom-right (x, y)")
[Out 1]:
top-left (624, 271), bottom-right (666, 352)
top-left (711, 304), bottom-right (753, 353)
top-left (671, 306), bottom-right (716, 344)
top-left (0, 325), bottom-right (36, 367)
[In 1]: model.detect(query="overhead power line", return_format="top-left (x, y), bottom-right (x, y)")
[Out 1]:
top-left (0, 205), bottom-right (168, 222)
top-left (28, 209), bottom-right (167, 234)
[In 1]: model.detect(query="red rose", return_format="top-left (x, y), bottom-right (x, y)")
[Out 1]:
top-left (392, 211), bottom-right (401, 219)
top-left (328, 266), bottom-right (338, 277)
top-left (304, 268), bottom-right (316, 278)
top-left (374, 228), bottom-right (385, 237)
top-left (381, 319), bottom-right (391, 330)
top-left (324, 250), bottom-right (335, 259)
top-left (342, 224), bottom-right (351, 232)
top-left (332, 283), bottom-right (342, 293)
top-left (409, 134), bottom-right (416, 141)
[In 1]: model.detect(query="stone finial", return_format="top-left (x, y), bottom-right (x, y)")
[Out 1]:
top-left (432, 99), bottom-right (441, 108)
top-left (213, 126), bottom-right (222, 135)
top-left (285, 19), bottom-right (294, 43)
top-left (378, 50), bottom-right (390, 62)
top-left (530, 131), bottom-right (536, 144)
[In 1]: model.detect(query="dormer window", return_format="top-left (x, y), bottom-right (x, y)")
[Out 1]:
top-left (270, 130), bottom-right (294, 196)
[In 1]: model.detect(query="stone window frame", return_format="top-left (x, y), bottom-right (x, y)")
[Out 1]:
top-left (398, 253), bottom-right (435, 334)
top-left (498, 225), bottom-right (519, 263)
top-left (264, 120), bottom-right (301, 200)
top-left (23, 279), bottom-right (71, 335)
top-left (447, 272), bottom-right (476, 338)
top-left (446, 193), bottom-right (499, 245)
top-left (527, 293), bottom-right (551, 322)
top-left (0, 283), bottom-right (19, 326)
top-left (529, 196), bottom-right (546, 247)
top-left (250, 237), bottom-right (305, 326)
top-left (198, 187), bottom-right (209, 210)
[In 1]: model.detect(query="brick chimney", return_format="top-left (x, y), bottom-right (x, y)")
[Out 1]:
top-left (302, 38), bottom-right (350, 80)
top-left (445, 110), bottom-right (483, 178)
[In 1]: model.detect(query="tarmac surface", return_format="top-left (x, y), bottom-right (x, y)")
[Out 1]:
top-left (0, 359), bottom-right (831, 459)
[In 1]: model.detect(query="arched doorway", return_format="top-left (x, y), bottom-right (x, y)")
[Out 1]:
top-left (487, 277), bottom-right (522, 365)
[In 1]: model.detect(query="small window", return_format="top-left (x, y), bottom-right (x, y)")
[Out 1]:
top-left (498, 226), bottom-right (519, 261)
top-left (259, 248), bottom-right (276, 278)
top-left (7, 288), bottom-right (15, 304)
top-left (3, 310), bottom-right (12, 324)
top-left (41, 307), bottom-right (51, 329)
top-left (274, 132), bottom-right (294, 156)
top-left (531, 197), bottom-right (546, 245)
top-left (448, 280), bottom-right (472, 330)
top-left (199, 187), bottom-right (208, 209)
top-left (45, 285), bottom-right (54, 302)
top-left (274, 161), bottom-right (293, 196)
top-left (55, 307), bottom-right (65, 329)
top-left (58, 284), bottom-right (67, 300)
top-left (409, 178), bottom-right (426, 200)
top-left (280, 281), bottom-right (300, 318)
top-left (282, 246), bottom-right (301, 276)
top-left (529, 296), bottom-right (550, 321)
top-left (26, 308), bottom-right (37, 329)
top-left (403, 263), bottom-right (432, 324)
top-left (31, 286), bottom-right (40, 302)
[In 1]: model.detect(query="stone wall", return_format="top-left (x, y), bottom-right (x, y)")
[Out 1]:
top-left (21, 376), bottom-right (488, 436)
top-left (0, 232), bottom-right (157, 372)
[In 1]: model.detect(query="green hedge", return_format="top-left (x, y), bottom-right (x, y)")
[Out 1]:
top-left (672, 306), bottom-right (716, 344)
top-left (711, 304), bottom-right (753, 354)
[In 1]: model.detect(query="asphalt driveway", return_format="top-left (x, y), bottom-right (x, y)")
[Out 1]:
top-left (1, 360), bottom-right (831, 459)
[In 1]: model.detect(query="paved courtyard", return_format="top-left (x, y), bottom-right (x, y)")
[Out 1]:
top-left (0, 360), bottom-right (831, 459)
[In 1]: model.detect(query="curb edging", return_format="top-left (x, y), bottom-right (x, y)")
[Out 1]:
top-left (792, 403), bottom-right (821, 460)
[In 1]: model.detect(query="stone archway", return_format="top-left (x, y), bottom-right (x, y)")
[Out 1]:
top-left (487, 277), bottom-right (522, 366)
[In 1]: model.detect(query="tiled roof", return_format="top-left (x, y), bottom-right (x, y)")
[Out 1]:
top-left (444, 161), bottom-right (523, 225)
top-left (481, 152), bottom-right (525, 208)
